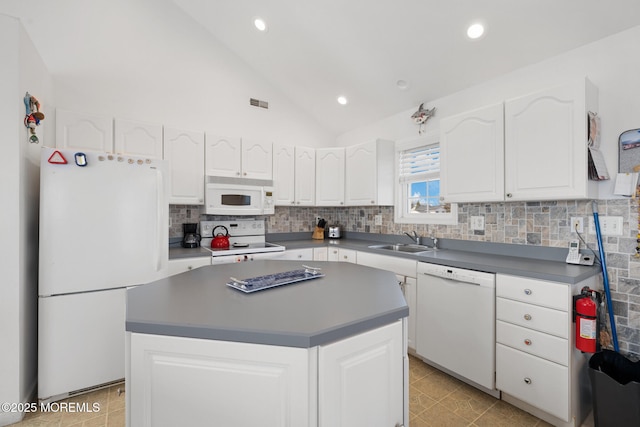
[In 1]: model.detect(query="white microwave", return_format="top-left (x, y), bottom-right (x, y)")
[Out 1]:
top-left (205, 179), bottom-right (275, 215)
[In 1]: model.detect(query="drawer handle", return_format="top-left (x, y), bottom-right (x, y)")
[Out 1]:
top-left (524, 314), bottom-right (532, 321)
top-left (524, 339), bottom-right (532, 346)
top-left (524, 288), bottom-right (532, 295)
top-left (524, 377), bottom-right (532, 385)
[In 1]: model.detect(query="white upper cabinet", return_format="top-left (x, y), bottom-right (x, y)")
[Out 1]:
top-left (114, 118), bottom-right (163, 159)
top-left (273, 144), bottom-right (296, 206)
top-left (345, 139), bottom-right (394, 206)
top-left (55, 109), bottom-right (113, 152)
top-left (164, 127), bottom-right (205, 205)
top-left (294, 146), bottom-right (316, 206)
top-left (205, 136), bottom-right (272, 179)
top-left (315, 147), bottom-right (345, 206)
top-left (504, 78), bottom-right (598, 201)
top-left (56, 111), bottom-right (163, 159)
top-left (205, 135), bottom-right (241, 177)
top-left (440, 103), bottom-right (505, 203)
top-left (242, 139), bottom-right (273, 180)
top-left (439, 78), bottom-right (598, 203)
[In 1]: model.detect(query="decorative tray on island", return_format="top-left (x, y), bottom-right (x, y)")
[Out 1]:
top-left (226, 266), bottom-right (324, 293)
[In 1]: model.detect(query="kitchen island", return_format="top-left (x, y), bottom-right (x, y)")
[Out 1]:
top-left (125, 260), bottom-right (409, 427)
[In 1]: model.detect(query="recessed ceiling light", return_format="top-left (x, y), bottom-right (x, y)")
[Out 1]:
top-left (337, 96), bottom-right (348, 105)
top-left (254, 17), bottom-right (267, 32)
top-left (467, 23), bottom-right (484, 39)
top-left (396, 79), bottom-right (409, 90)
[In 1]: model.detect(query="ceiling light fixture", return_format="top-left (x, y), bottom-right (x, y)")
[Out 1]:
top-left (396, 79), bottom-right (409, 90)
top-left (254, 17), bottom-right (267, 32)
top-left (337, 96), bottom-right (348, 105)
top-left (466, 23), bottom-right (484, 39)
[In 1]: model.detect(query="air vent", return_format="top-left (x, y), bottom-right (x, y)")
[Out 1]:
top-left (250, 98), bottom-right (269, 109)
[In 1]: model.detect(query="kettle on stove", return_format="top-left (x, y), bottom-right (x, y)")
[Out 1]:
top-left (181, 223), bottom-right (201, 248)
top-left (211, 225), bottom-right (230, 249)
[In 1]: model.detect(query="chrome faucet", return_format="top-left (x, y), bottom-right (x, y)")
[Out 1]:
top-left (404, 231), bottom-right (438, 249)
top-left (404, 231), bottom-right (422, 245)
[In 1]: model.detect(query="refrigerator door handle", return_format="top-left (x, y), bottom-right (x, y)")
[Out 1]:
top-left (155, 169), bottom-right (165, 272)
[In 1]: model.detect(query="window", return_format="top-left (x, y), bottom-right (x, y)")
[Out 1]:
top-left (394, 134), bottom-right (457, 225)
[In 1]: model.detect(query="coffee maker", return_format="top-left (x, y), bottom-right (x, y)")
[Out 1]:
top-left (181, 223), bottom-right (201, 248)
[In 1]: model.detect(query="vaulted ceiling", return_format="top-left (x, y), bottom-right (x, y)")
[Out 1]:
top-left (4, 0), bottom-right (640, 135)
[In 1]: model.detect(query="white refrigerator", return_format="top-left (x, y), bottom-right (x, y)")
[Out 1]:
top-left (38, 146), bottom-right (169, 400)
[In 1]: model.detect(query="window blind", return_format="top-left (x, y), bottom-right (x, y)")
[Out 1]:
top-left (398, 144), bottom-right (440, 182)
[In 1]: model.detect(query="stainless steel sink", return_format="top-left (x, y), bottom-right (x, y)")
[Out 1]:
top-left (368, 243), bottom-right (434, 254)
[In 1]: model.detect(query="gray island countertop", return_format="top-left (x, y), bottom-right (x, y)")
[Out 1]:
top-left (126, 260), bottom-right (408, 348)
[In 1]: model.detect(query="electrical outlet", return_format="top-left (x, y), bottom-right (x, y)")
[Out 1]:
top-left (470, 216), bottom-right (484, 230)
top-left (374, 214), bottom-right (382, 225)
top-left (570, 217), bottom-right (583, 233)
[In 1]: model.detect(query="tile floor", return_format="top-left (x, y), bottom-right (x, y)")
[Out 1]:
top-left (408, 355), bottom-right (552, 427)
top-left (11, 356), bottom-right (553, 427)
top-left (9, 383), bottom-right (125, 427)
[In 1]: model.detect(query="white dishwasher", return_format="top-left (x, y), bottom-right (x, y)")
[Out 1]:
top-left (416, 262), bottom-right (497, 395)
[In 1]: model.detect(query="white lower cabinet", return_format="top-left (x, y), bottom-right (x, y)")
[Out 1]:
top-left (327, 247), bottom-right (357, 263)
top-left (128, 333), bottom-right (313, 427)
top-left (495, 274), bottom-right (597, 426)
top-left (356, 252), bottom-right (417, 352)
top-left (166, 257), bottom-right (210, 277)
top-left (319, 321), bottom-right (405, 427)
top-left (313, 247), bottom-right (328, 261)
top-left (127, 320), bottom-right (406, 427)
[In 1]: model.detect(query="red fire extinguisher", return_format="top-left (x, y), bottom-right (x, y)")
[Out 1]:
top-left (575, 287), bottom-right (600, 353)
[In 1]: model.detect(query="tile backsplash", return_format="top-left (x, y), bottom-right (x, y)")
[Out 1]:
top-left (171, 198), bottom-right (640, 357)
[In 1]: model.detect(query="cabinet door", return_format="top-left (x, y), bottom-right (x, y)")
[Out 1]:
top-left (242, 139), bottom-right (273, 179)
top-left (315, 148), bottom-right (345, 206)
top-left (345, 141), bottom-right (376, 206)
top-left (56, 109), bottom-right (113, 152)
top-left (313, 247), bottom-right (328, 261)
top-left (273, 144), bottom-right (295, 206)
top-left (205, 135), bottom-right (241, 177)
top-left (440, 103), bottom-right (504, 202)
top-left (338, 248), bottom-right (356, 263)
top-left (504, 79), bottom-right (596, 201)
top-left (403, 276), bottom-right (417, 351)
top-left (295, 147), bottom-right (315, 206)
top-left (130, 333), bottom-right (313, 427)
top-left (164, 128), bottom-right (204, 205)
top-left (114, 118), bottom-right (163, 159)
top-left (319, 321), bottom-right (404, 427)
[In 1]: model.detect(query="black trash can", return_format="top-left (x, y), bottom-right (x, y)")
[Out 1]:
top-left (589, 351), bottom-right (640, 427)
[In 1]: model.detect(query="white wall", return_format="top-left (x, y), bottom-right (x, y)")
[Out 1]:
top-left (48, 0), bottom-right (334, 148)
top-left (336, 25), bottom-right (640, 199)
top-left (0, 13), bottom-right (52, 426)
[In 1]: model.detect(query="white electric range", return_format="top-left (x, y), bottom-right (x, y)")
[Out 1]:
top-left (200, 219), bottom-right (285, 264)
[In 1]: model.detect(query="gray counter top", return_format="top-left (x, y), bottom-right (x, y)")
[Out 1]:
top-left (268, 235), bottom-right (600, 284)
top-left (126, 260), bottom-right (408, 348)
top-left (168, 246), bottom-right (212, 259)
top-left (169, 233), bottom-right (601, 284)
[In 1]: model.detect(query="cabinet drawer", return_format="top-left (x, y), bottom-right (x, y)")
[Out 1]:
top-left (497, 297), bottom-right (568, 338)
top-left (496, 320), bottom-right (568, 366)
top-left (497, 275), bottom-right (568, 311)
top-left (496, 344), bottom-right (569, 421)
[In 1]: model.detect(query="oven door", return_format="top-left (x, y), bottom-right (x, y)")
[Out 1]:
top-left (205, 183), bottom-right (264, 215)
